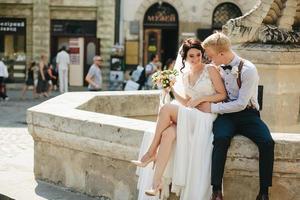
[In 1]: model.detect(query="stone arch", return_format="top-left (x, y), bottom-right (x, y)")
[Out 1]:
top-left (134, 0), bottom-right (188, 23)
top-left (201, 0), bottom-right (254, 26)
top-left (135, 0), bottom-right (188, 65)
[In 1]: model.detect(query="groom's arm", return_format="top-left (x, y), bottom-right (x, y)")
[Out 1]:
top-left (210, 67), bottom-right (259, 114)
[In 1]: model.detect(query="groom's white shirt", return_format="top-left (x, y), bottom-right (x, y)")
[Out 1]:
top-left (211, 54), bottom-right (260, 114)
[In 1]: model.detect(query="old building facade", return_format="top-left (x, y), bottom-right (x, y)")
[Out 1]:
top-left (0, 0), bottom-right (115, 86)
top-left (121, 0), bottom-right (257, 67)
top-left (0, 0), bottom-right (256, 87)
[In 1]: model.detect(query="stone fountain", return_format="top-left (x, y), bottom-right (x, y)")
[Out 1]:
top-left (27, 1), bottom-right (300, 200)
top-left (223, 0), bottom-right (300, 132)
top-left (27, 91), bottom-right (300, 200)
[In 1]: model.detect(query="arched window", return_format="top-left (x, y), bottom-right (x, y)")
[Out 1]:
top-left (212, 3), bottom-right (242, 30)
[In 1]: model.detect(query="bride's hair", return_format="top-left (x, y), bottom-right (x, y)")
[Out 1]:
top-left (180, 38), bottom-right (205, 72)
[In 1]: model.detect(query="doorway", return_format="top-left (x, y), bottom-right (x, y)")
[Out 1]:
top-left (143, 2), bottom-right (179, 66)
top-left (50, 36), bottom-right (99, 86)
top-left (50, 20), bottom-right (97, 86)
top-left (143, 29), bottom-right (161, 65)
top-left (161, 28), bottom-right (178, 66)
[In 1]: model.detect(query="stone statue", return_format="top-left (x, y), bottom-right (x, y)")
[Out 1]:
top-left (223, 0), bottom-right (300, 44)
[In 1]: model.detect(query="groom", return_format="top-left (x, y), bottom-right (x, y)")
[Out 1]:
top-left (198, 32), bottom-right (274, 200)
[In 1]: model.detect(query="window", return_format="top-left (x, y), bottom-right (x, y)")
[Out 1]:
top-left (212, 3), bottom-right (242, 30)
top-left (0, 18), bottom-right (26, 61)
top-left (0, 34), bottom-right (25, 60)
top-left (0, 18), bottom-right (26, 82)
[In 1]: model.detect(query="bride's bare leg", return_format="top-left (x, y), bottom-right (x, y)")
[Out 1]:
top-left (153, 125), bottom-right (176, 184)
top-left (142, 104), bottom-right (179, 161)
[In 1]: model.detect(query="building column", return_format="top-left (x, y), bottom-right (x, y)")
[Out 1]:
top-left (96, 0), bottom-right (116, 89)
top-left (32, 0), bottom-right (50, 60)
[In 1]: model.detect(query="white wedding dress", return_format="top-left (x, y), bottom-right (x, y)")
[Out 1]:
top-left (136, 65), bottom-right (217, 200)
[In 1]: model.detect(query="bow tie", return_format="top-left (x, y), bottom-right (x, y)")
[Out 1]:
top-left (221, 64), bottom-right (232, 70)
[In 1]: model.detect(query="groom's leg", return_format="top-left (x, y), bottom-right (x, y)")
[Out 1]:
top-left (237, 109), bottom-right (274, 195)
top-left (211, 114), bottom-right (236, 190)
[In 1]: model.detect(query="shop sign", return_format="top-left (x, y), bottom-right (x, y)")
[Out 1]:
top-left (0, 18), bottom-right (26, 34)
top-left (144, 3), bottom-right (178, 27)
top-left (51, 20), bottom-right (96, 37)
top-left (69, 38), bottom-right (81, 65)
top-left (147, 14), bottom-right (176, 23)
top-left (125, 40), bottom-right (139, 65)
top-left (130, 21), bottom-right (139, 35)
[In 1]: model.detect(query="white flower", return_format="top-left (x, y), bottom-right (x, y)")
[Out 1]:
top-left (157, 82), bottom-right (163, 88)
top-left (231, 66), bottom-right (239, 78)
top-left (169, 74), bottom-right (176, 81)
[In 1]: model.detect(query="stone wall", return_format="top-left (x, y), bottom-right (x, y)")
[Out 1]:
top-left (50, 7), bottom-right (97, 20)
top-left (234, 44), bottom-right (300, 132)
top-left (27, 91), bottom-right (300, 200)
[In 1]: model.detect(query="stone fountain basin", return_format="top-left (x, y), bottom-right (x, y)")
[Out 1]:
top-left (27, 91), bottom-right (300, 200)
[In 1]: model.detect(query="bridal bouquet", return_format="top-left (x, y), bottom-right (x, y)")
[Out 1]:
top-left (152, 69), bottom-right (178, 101)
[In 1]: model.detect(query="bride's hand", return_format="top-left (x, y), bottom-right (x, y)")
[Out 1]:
top-left (163, 87), bottom-right (172, 93)
top-left (187, 98), bottom-right (203, 107)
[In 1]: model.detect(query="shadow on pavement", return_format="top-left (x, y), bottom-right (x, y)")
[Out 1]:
top-left (0, 194), bottom-right (14, 200)
top-left (34, 180), bottom-right (101, 200)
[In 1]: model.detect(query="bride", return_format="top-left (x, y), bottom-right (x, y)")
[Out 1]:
top-left (132, 38), bottom-right (227, 200)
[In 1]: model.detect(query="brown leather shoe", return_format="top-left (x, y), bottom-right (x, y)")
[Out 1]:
top-left (256, 194), bottom-right (269, 200)
top-left (211, 190), bottom-right (223, 200)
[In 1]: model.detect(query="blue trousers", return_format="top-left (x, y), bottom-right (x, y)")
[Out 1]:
top-left (211, 108), bottom-right (274, 188)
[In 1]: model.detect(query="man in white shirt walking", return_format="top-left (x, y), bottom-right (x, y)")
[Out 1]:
top-left (56, 46), bottom-right (70, 93)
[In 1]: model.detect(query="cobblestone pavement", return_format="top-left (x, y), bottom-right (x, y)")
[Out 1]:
top-left (0, 88), bottom-right (101, 200)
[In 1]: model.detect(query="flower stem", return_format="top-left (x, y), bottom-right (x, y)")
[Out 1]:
top-left (169, 91), bottom-right (175, 99)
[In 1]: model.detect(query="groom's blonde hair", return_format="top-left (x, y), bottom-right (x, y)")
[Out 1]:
top-left (202, 32), bottom-right (231, 53)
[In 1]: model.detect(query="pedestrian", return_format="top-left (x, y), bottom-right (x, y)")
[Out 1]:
top-left (85, 56), bottom-right (103, 91)
top-left (144, 53), bottom-right (159, 89)
top-left (36, 54), bottom-right (49, 98)
top-left (132, 65), bottom-right (147, 89)
top-left (46, 63), bottom-right (57, 96)
top-left (51, 56), bottom-right (59, 91)
top-left (21, 61), bottom-right (37, 99)
top-left (164, 58), bottom-right (175, 70)
top-left (56, 46), bottom-right (70, 93)
top-left (0, 59), bottom-right (9, 101)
